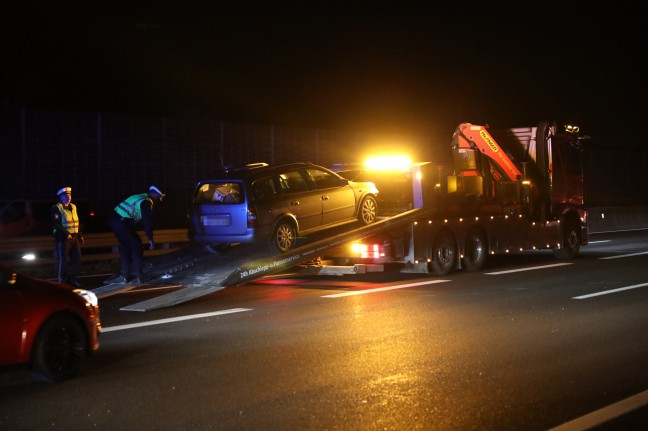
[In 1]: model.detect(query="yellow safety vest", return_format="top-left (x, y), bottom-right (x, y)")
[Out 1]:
top-left (114, 194), bottom-right (153, 222)
top-left (54, 203), bottom-right (80, 234)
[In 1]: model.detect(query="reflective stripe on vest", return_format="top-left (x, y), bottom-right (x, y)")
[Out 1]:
top-left (114, 194), bottom-right (153, 222)
top-left (54, 203), bottom-right (80, 234)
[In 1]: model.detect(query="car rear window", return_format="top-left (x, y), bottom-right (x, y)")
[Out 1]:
top-left (194, 182), bottom-right (243, 204)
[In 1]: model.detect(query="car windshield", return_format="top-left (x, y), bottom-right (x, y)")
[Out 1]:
top-left (194, 182), bottom-right (243, 204)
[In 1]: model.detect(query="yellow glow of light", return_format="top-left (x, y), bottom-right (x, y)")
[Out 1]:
top-left (351, 243), bottom-right (381, 258)
top-left (364, 155), bottom-right (412, 171)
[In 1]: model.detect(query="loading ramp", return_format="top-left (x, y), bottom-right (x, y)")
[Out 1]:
top-left (115, 208), bottom-right (427, 311)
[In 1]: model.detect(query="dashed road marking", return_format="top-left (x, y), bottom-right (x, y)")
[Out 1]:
top-left (485, 262), bottom-right (573, 275)
top-left (321, 280), bottom-right (450, 298)
top-left (599, 251), bottom-right (648, 260)
top-left (548, 389), bottom-right (648, 431)
top-left (102, 308), bottom-right (253, 332)
top-left (573, 282), bottom-right (648, 299)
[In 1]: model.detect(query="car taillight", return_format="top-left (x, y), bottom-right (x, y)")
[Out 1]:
top-left (247, 206), bottom-right (257, 228)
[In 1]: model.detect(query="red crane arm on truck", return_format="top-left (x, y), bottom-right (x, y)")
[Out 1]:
top-left (452, 123), bottom-right (523, 182)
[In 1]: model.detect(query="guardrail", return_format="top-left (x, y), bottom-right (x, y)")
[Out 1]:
top-left (0, 229), bottom-right (190, 268)
top-left (587, 206), bottom-right (648, 233)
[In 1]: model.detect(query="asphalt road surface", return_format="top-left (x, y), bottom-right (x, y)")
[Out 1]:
top-left (1, 231), bottom-right (647, 430)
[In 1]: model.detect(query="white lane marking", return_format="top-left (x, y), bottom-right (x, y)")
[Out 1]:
top-left (485, 262), bottom-right (573, 275)
top-left (588, 240), bottom-right (611, 244)
top-left (322, 280), bottom-right (450, 298)
top-left (548, 389), bottom-right (648, 431)
top-left (573, 282), bottom-right (648, 299)
top-left (102, 308), bottom-right (253, 333)
top-left (599, 251), bottom-right (648, 260)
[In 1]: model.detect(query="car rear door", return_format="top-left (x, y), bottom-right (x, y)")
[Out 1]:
top-left (192, 181), bottom-right (249, 236)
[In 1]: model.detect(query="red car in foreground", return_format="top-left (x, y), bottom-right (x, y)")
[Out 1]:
top-left (0, 264), bottom-right (101, 381)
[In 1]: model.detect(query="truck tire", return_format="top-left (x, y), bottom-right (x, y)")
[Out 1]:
top-left (272, 220), bottom-right (297, 253)
top-left (463, 227), bottom-right (487, 271)
top-left (553, 217), bottom-right (581, 259)
top-left (359, 196), bottom-right (377, 225)
top-left (429, 229), bottom-right (457, 275)
top-left (31, 314), bottom-right (88, 382)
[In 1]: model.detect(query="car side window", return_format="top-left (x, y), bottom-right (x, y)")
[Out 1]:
top-left (279, 170), bottom-right (310, 193)
top-left (305, 168), bottom-right (342, 189)
top-left (252, 178), bottom-right (277, 200)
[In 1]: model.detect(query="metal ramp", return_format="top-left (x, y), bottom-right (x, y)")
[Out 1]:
top-left (119, 208), bottom-right (428, 311)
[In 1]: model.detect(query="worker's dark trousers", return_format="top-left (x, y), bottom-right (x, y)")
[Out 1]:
top-left (55, 235), bottom-right (81, 283)
top-left (109, 213), bottom-right (143, 279)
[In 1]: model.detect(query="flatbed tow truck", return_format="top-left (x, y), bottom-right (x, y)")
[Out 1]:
top-left (319, 121), bottom-right (588, 275)
top-left (97, 120), bottom-right (588, 312)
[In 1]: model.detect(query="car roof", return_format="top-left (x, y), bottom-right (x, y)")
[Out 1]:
top-left (199, 162), bottom-right (333, 184)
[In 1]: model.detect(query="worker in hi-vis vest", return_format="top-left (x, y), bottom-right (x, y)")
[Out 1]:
top-left (51, 186), bottom-right (84, 286)
top-left (105, 186), bottom-right (165, 285)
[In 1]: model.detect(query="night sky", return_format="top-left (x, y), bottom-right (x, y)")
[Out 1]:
top-left (2, 3), bottom-right (645, 144)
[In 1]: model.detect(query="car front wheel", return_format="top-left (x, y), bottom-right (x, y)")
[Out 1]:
top-left (31, 314), bottom-right (88, 382)
top-left (359, 196), bottom-right (377, 225)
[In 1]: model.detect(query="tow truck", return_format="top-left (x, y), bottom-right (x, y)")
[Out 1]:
top-left (102, 120), bottom-right (588, 311)
top-left (318, 121), bottom-right (588, 274)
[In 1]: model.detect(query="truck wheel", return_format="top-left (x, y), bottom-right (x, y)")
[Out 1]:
top-left (31, 314), bottom-right (88, 382)
top-left (429, 229), bottom-right (457, 275)
top-left (359, 196), bottom-right (377, 225)
top-left (554, 217), bottom-right (581, 259)
top-left (463, 227), bottom-right (487, 271)
top-left (272, 220), bottom-right (297, 253)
